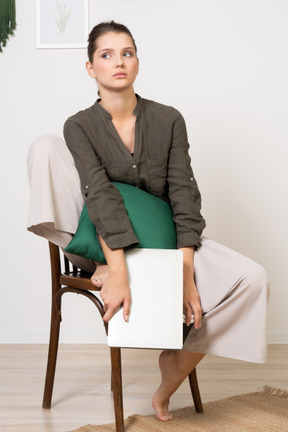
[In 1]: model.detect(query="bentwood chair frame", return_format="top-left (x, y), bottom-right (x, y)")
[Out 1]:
top-left (42, 241), bottom-right (203, 432)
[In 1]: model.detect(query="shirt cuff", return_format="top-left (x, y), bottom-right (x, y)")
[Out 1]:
top-left (102, 229), bottom-right (139, 250)
top-left (176, 232), bottom-right (202, 249)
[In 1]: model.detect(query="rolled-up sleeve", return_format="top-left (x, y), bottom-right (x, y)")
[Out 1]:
top-left (167, 111), bottom-right (206, 248)
top-left (64, 118), bottom-right (139, 249)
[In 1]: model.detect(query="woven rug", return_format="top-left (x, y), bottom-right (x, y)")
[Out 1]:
top-left (70, 386), bottom-right (288, 432)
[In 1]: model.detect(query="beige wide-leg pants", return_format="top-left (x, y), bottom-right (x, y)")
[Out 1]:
top-left (27, 134), bottom-right (269, 363)
top-left (27, 134), bottom-right (95, 273)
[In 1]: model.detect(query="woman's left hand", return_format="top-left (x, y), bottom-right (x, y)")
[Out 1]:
top-left (183, 271), bottom-right (202, 329)
top-left (180, 246), bottom-right (202, 329)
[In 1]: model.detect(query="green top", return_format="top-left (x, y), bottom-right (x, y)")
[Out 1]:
top-left (63, 95), bottom-right (206, 249)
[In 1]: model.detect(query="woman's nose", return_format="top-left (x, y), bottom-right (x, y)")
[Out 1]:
top-left (115, 55), bottom-right (124, 67)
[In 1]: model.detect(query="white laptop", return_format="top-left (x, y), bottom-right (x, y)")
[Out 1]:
top-left (107, 248), bottom-right (183, 350)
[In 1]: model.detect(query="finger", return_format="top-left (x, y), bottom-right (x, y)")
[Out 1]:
top-left (185, 306), bottom-right (192, 327)
top-left (123, 297), bottom-right (131, 322)
top-left (103, 308), bottom-right (113, 323)
top-left (103, 303), bottom-right (123, 323)
top-left (193, 306), bottom-right (202, 330)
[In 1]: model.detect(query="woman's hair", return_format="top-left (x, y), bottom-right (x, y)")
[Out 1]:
top-left (87, 21), bottom-right (137, 62)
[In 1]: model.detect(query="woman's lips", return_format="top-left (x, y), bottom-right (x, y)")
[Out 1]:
top-left (113, 73), bottom-right (127, 78)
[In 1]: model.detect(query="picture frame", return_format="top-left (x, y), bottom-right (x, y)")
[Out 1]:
top-left (36, 0), bottom-right (89, 49)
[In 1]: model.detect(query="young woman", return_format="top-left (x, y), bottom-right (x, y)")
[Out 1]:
top-left (27, 21), bottom-right (269, 422)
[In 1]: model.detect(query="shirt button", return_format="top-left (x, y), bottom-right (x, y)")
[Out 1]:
top-left (132, 164), bottom-right (137, 169)
top-left (190, 177), bottom-right (194, 181)
top-left (85, 185), bottom-right (89, 189)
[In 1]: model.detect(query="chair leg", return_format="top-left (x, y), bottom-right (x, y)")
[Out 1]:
top-left (43, 242), bottom-right (62, 409)
top-left (188, 368), bottom-right (203, 413)
top-left (183, 323), bottom-right (203, 413)
top-left (42, 308), bottom-right (60, 409)
top-left (110, 347), bottom-right (124, 432)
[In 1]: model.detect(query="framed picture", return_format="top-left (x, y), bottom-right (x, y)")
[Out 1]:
top-left (36, 0), bottom-right (89, 49)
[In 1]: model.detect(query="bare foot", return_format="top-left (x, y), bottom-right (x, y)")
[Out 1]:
top-left (152, 350), bottom-right (177, 421)
top-left (152, 349), bottom-right (204, 422)
top-left (91, 264), bottom-right (109, 288)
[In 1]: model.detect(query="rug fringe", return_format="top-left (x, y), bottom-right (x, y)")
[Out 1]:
top-left (262, 385), bottom-right (288, 398)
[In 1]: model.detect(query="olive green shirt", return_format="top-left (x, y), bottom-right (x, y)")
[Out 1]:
top-left (64, 95), bottom-right (206, 250)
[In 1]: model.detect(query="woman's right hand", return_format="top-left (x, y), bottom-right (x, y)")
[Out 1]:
top-left (96, 235), bottom-right (131, 323)
top-left (100, 267), bottom-right (131, 322)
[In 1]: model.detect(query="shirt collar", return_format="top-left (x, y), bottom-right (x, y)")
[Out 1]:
top-left (94, 94), bottom-right (143, 120)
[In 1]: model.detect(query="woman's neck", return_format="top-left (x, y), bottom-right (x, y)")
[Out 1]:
top-left (99, 88), bottom-right (137, 120)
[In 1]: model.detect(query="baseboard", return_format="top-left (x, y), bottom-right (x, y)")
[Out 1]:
top-left (0, 330), bottom-right (287, 344)
top-left (267, 331), bottom-right (288, 344)
top-left (0, 330), bottom-right (107, 344)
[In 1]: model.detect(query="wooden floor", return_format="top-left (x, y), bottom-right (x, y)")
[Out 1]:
top-left (1, 344), bottom-right (287, 432)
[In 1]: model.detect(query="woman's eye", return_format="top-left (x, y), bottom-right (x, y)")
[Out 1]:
top-left (123, 51), bottom-right (133, 57)
top-left (102, 53), bottom-right (111, 59)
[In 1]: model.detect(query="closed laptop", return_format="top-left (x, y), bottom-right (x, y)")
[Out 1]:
top-left (108, 248), bottom-right (183, 350)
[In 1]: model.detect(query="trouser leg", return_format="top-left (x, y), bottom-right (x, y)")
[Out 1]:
top-left (183, 238), bottom-right (269, 363)
top-left (27, 133), bottom-right (95, 273)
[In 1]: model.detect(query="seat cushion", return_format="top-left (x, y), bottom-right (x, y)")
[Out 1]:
top-left (64, 182), bottom-right (177, 263)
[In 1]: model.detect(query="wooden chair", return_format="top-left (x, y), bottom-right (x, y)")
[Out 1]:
top-left (42, 241), bottom-right (203, 432)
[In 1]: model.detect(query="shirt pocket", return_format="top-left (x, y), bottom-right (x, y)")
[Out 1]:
top-left (106, 160), bottom-right (135, 183)
top-left (105, 160), bottom-right (121, 180)
top-left (147, 159), bottom-right (167, 194)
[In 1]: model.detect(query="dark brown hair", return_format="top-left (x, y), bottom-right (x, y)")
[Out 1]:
top-left (87, 21), bottom-right (137, 62)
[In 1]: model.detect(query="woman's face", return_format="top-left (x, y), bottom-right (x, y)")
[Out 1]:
top-left (86, 31), bottom-right (139, 94)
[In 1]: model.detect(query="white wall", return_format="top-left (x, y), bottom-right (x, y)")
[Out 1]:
top-left (1, 0), bottom-right (287, 344)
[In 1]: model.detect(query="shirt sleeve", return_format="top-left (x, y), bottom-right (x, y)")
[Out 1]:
top-left (63, 117), bottom-right (139, 250)
top-left (167, 111), bottom-right (206, 248)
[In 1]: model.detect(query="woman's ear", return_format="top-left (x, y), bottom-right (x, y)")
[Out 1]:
top-left (86, 61), bottom-right (97, 79)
